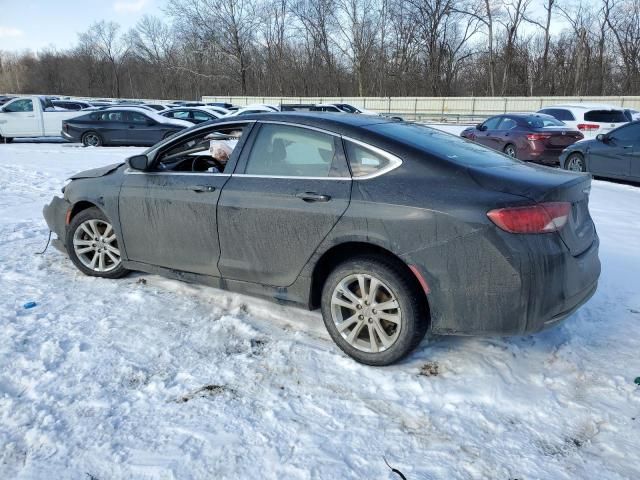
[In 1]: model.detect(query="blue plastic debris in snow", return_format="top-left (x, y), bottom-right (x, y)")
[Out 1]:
top-left (23, 301), bottom-right (37, 309)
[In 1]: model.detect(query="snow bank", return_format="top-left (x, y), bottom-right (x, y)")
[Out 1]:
top-left (0, 139), bottom-right (638, 479)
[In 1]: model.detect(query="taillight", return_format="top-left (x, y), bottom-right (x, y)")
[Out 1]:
top-left (577, 123), bottom-right (599, 131)
top-left (526, 133), bottom-right (551, 141)
top-left (487, 202), bottom-right (571, 234)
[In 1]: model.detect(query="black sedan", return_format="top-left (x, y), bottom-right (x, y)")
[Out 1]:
top-left (61, 107), bottom-right (191, 147)
top-left (160, 106), bottom-right (223, 124)
top-left (44, 113), bottom-right (600, 365)
top-left (560, 120), bottom-right (640, 182)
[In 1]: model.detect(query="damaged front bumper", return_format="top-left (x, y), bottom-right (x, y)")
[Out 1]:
top-left (42, 196), bottom-right (70, 254)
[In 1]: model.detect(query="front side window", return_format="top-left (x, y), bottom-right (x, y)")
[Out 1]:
top-left (344, 141), bottom-right (393, 177)
top-left (156, 123), bottom-right (249, 174)
top-left (609, 124), bottom-right (640, 144)
top-left (4, 99), bottom-right (33, 112)
top-left (244, 124), bottom-right (338, 177)
top-left (193, 111), bottom-right (212, 122)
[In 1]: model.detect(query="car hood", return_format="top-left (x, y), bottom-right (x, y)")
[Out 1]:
top-left (69, 162), bottom-right (124, 180)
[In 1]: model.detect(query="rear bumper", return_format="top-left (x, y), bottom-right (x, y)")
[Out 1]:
top-left (406, 227), bottom-right (601, 336)
top-left (43, 195), bottom-right (70, 253)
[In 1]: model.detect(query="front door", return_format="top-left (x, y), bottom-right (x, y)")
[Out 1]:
top-left (217, 122), bottom-right (352, 287)
top-left (590, 124), bottom-right (638, 177)
top-left (118, 122), bottom-right (253, 276)
top-left (1, 98), bottom-right (39, 136)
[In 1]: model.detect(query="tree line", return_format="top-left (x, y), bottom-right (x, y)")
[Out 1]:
top-left (1, 0), bottom-right (639, 100)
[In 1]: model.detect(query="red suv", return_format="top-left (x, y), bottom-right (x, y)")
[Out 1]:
top-left (461, 114), bottom-right (583, 165)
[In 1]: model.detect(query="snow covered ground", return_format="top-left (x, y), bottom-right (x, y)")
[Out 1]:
top-left (1, 136), bottom-right (639, 480)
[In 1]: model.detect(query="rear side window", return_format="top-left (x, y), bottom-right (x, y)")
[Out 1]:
top-left (344, 141), bottom-right (392, 177)
top-left (366, 122), bottom-right (520, 167)
top-left (540, 109), bottom-right (575, 121)
top-left (498, 118), bottom-right (518, 130)
top-left (244, 124), bottom-right (340, 177)
top-left (584, 110), bottom-right (628, 123)
top-left (525, 115), bottom-right (565, 128)
top-left (482, 116), bottom-right (502, 130)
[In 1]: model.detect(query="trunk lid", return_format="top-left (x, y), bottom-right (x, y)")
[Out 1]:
top-left (536, 127), bottom-right (583, 148)
top-left (469, 162), bottom-right (596, 256)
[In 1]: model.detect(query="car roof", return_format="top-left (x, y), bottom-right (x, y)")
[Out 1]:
top-left (212, 111), bottom-right (395, 133)
top-left (542, 103), bottom-right (625, 111)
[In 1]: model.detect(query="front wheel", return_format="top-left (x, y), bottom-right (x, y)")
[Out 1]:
top-left (565, 153), bottom-right (586, 172)
top-left (321, 256), bottom-right (428, 366)
top-left (66, 207), bottom-right (128, 279)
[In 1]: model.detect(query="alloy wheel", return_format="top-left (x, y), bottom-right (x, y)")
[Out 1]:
top-left (505, 145), bottom-right (516, 158)
top-left (567, 155), bottom-right (584, 172)
top-left (72, 219), bottom-right (121, 272)
top-left (84, 133), bottom-right (100, 147)
top-left (330, 273), bottom-right (402, 353)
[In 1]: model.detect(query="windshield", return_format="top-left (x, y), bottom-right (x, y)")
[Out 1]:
top-left (525, 115), bottom-right (565, 128)
top-left (366, 122), bottom-right (520, 167)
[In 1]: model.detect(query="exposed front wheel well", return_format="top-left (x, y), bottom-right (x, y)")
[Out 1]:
top-left (69, 201), bottom-right (99, 223)
top-left (309, 242), bottom-right (430, 314)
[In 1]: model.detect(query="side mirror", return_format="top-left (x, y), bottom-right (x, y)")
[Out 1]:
top-left (127, 154), bottom-right (149, 171)
top-left (596, 134), bottom-right (606, 142)
top-left (477, 124), bottom-right (487, 131)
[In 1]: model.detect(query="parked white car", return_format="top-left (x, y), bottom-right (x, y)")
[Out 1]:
top-left (224, 104), bottom-right (279, 117)
top-left (537, 104), bottom-right (628, 140)
top-left (0, 96), bottom-right (83, 142)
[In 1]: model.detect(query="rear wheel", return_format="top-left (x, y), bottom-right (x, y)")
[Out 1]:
top-left (321, 256), bottom-right (428, 366)
top-left (82, 131), bottom-right (103, 147)
top-left (565, 153), bottom-right (586, 172)
top-left (504, 144), bottom-right (517, 158)
top-left (66, 207), bottom-right (128, 279)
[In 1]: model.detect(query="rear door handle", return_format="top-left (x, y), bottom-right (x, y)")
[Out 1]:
top-left (296, 192), bottom-right (331, 202)
top-left (191, 185), bottom-right (216, 193)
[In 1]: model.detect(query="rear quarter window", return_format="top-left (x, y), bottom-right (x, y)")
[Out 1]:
top-left (584, 110), bottom-right (628, 123)
top-left (366, 122), bottom-right (519, 167)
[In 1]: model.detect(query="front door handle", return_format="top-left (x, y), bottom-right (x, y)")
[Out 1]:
top-left (296, 192), bottom-right (331, 202)
top-left (191, 185), bottom-right (216, 193)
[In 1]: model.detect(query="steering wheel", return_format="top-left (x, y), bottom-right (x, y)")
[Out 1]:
top-left (190, 156), bottom-right (224, 172)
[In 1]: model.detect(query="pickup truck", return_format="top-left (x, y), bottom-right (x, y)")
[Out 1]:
top-left (0, 96), bottom-right (82, 142)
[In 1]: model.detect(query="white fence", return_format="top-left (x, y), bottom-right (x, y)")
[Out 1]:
top-left (202, 95), bottom-right (640, 122)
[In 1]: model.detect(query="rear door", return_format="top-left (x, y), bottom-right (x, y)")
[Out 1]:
top-left (589, 123), bottom-right (638, 177)
top-left (217, 122), bottom-right (352, 287)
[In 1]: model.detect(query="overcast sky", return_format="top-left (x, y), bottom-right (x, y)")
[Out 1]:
top-left (1, 0), bottom-right (565, 53)
top-left (0, 0), bottom-right (163, 52)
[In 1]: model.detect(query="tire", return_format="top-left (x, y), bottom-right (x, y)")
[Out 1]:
top-left (320, 256), bottom-right (429, 366)
top-left (66, 207), bottom-right (128, 279)
top-left (82, 131), bottom-right (103, 147)
top-left (565, 152), bottom-right (586, 172)
top-left (504, 143), bottom-right (517, 158)
top-left (0, 135), bottom-right (14, 143)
